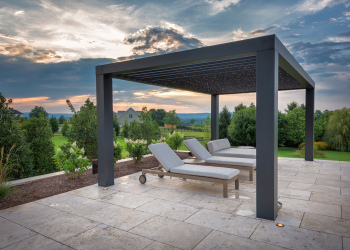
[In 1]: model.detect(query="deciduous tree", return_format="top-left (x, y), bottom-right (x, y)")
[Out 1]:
top-left (29, 106), bottom-right (48, 119)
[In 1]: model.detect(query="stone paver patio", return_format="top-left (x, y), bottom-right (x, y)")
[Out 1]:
top-left (1, 157), bottom-right (350, 249)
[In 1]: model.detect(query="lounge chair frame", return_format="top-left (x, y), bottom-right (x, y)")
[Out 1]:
top-left (140, 165), bottom-right (239, 198)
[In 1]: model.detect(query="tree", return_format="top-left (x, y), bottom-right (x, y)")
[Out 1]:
top-left (50, 116), bottom-right (59, 133)
top-left (129, 107), bottom-right (161, 145)
top-left (29, 106), bottom-right (48, 119)
top-left (202, 115), bottom-right (211, 139)
top-left (149, 108), bottom-right (166, 126)
top-left (324, 108), bottom-right (350, 151)
top-left (113, 114), bottom-right (120, 137)
top-left (0, 93), bottom-right (33, 179)
top-left (24, 115), bottom-right (57, 175)
top-left (189, 118), bottom-right (196, 125)
top-left (278, 112), bottom-right (287, 146)
top-left (66, 98), bottom-right (97, 159)
top-left (228, 106), bottom-right (256, 146)
top-left (122, 119), bottom-right (130, 138)
top-left (58, 115), bottom-right (66, 124)
top-left (284, 107), bottom-right (305, 147)
top-left (61, 120), bottom-right (69, 137)
top-left (234, 103), bottom-right (247, 113)
top-left (164, 110), bottom-right (181, 128)
top-left (219, 106), bottom-right (231, 139)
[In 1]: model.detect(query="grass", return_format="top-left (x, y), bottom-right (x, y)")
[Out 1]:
top-left (51, 134), bottom-right (350, 162)
top-left (52, 135), bottom-right (69, 153)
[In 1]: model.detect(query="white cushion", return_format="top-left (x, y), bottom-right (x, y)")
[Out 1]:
top-left (211, 148), bottom-right (256, 159)
top-left (205, 156), bottom-right (256, 168)
top-left (148, 143), bottom-right (184, 171)
top-left (171, 164), bottom-right (240, 180)
top-left (184, 138), bottom-right (212, 160)
top-left (207, 139), bottom-right (231, 153)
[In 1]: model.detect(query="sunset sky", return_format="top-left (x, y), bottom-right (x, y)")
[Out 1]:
top-left (1, 0), bottom-right (349, 113)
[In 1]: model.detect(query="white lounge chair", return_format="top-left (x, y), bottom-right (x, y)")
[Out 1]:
top-left (184, 138), bottom-right (256, 181)
top-left (206, 139), bottom-right (256, 159)
top-left (139, 142), bottom-right (240, 198)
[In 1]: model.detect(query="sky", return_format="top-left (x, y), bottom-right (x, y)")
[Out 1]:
top-left (1, 0), bottom-right (349, 113)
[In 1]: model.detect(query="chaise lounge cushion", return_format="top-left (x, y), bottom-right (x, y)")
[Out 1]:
top-left (183, 138), bottom-right (212, 160)
top-left (148, 143), bottom-right (184, 171)
top-left (171, 164), bottom-right (240, 180)
top-left (205, 156), bottom-right (256, 168)
top-left (211, 148), bottom-right (256, 159)
top-left (206, 139), bottom-right (231, 153)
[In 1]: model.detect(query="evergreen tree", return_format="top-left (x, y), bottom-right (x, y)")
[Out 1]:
top-left (219, 106), bottom-right (231, 139)
top-left (50, 116), bottom-right (59, 133)
top-left (58, 115), bottom-right (66, 124)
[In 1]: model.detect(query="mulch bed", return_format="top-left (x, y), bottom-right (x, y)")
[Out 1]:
top-left (0, 152), bottom-right (190, 210)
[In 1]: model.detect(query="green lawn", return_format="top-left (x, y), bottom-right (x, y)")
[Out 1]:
top-left (51, 135), bottom-right (350, 162)
top-left (52, 135), bottom-right (69, 153)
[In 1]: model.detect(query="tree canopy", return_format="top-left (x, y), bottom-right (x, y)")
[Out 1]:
top-left (29, 106), bottom-right (48, 119)
top-left (324, 108), bottom-right (350, 151)
top-left (164, 110), bottom-right (181, 127)
top-left (50, 116), bottom-right (59, 133)
top-left (149, 108), bottom-right (166, 126)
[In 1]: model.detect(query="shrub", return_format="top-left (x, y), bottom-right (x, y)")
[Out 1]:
top-left (228, 106), bottom-right (256, 146)
top-left (61, 120), bottom-right (69, 137)
top-left (299, 141), bottom-right (330, 151)
top-left (124, 138), bottom-right (147, 163)
top-left (0, 146), bottom-right (16, 199)
top-left (55, 142), bottom-right (90, 179)
top-left (165, 131), bottom-right (184, 151)
top-left (122, 119), bottom-right (130, 138)
top-left (113, 114), bottom-right (120, 136)
top-left (50, 116), bottom-right (59, 133)
top-left (113, 141), bottom-right (123, 162)
top-left (129, 107), bottom-right (160, 145)
top-left (0, 93), bottom-right (34, 179)
top-left (66, 99), bottom-right (97, 159)
top-left (24, 115), bottom-right (58, 175)
top-left (294, 145), bottom-right (326, 158)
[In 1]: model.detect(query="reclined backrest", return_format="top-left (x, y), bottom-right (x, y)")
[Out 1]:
top-left (148, 142), bottom-right (184, 171)
top-left (183, 138), bottom-right (212, 160)
top-left (207, 139), bottom-right (231, 153)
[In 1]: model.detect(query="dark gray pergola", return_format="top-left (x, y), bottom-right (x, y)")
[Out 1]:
top-left (96, 35), bottom-right (315, 220)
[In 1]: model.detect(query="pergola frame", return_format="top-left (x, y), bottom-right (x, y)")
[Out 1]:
top-left (96, 35), bottom-right (315, 220)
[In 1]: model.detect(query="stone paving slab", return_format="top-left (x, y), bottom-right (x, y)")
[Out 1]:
top-left (2, 158), bottom-right (350, 249)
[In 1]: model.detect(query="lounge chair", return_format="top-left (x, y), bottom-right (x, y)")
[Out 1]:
top-left (184, 138), bottom-right (256, 181)
top-left (206, 139), bottom-right (256, 159)
top-left (139, 142), bottom-right (240, 198)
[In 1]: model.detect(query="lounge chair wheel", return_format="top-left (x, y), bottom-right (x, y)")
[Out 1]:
top-left (158, 174), bottom-right (164, 178)
top-left (139, 175), bottom-right (147, 184)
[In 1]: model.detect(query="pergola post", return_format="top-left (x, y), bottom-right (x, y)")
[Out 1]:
top-left (256, 49), bottom-right (279, 220)
top-left (96, 73), bottom-right (114, 187)
top-left (211, 94), bottom-right (219, 140)
top-left (305, 88), bottom-right (315, 161)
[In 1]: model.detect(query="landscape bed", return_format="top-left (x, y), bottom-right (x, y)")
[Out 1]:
top-left (0, 152), bottom-right (190, 210)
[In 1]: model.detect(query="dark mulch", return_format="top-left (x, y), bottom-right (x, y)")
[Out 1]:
top-left (0, 152), bottom-right (190, 210)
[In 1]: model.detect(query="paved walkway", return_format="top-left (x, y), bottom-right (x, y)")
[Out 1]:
top-left (1, 158), bottom-right (350, 249)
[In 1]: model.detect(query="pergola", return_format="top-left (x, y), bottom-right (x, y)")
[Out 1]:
top-left (95, 35), bottom-right (315, 220)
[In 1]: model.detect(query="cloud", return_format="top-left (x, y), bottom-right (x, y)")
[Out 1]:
top-left (0, 44), bottom-right (63, 63)
top-left (118, 25), bottom-right (204, 61)
top-left (205, 0), bottom-right (240, 15)
top-left (232, 26), bottom-right (277, 41)
top-left (13, 10), bottom-right (24, 16)
top-left (281, 34), bottom-right (301, 39)
top-left (294, 0), bottom-right (350, 13)
top-left (249, 25), bottom-right (278, 35)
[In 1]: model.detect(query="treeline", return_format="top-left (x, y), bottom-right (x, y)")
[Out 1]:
top-left (219, 101), bottom-right (350, 152)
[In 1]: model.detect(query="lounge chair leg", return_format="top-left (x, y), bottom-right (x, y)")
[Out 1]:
top-left (223, 183), bottom-right (228, 198)
top-left (249, 169), bottom-right (253, 181)
top-left (235, 178), bottom-right (239, 189)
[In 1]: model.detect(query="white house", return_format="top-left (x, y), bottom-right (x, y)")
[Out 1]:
top-left (115, 107), bottom-right (141, 126)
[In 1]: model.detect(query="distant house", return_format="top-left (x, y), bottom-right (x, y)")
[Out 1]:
top-left (115, 107), bottom-right (141, 126)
